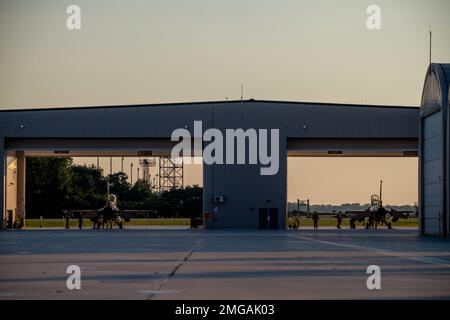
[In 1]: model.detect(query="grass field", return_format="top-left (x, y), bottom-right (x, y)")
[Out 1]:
top-left (23, 217), bottom-right (418, 229)
top-left (25, 218), bottom-right (190, 228)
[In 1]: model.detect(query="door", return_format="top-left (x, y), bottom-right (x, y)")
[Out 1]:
top-left (258, 208), bottom-right (278, 229)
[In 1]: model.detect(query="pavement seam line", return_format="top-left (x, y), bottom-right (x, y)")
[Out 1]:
top-left (146, 239), bottom-right (200, 300)
top-left (288, 234), bottom-right (450, 267)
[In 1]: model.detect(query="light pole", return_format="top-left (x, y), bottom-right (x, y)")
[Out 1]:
top-left (131, 163), bottom-right (134, 185)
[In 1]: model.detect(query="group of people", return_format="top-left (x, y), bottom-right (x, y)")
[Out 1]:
top-left (63, 211), bottom-right (83, 229)
top-left (63, 194), bottom-right (123, 229)
top-left (91, 194), bottom-right (123, 229)
top-left (310, 211), bottom-right (346, 230)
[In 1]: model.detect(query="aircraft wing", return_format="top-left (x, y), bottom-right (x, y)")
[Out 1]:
top-left (65, 209), bottom-right (101, 218)
top-left (344, 210), bottom-right (371, 219)
top-left (65, 209), bottom-right (155, 220)
top-left (388, 209), bottom-right (411, 219)
top-left (295, 212), bottom-right (337, 216)
top-left (118, 210), bottom-right (156, 220)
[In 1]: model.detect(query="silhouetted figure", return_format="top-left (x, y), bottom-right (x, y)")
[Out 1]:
top-left (349, 217), bottom-right (356, 229)
top-left (336, 212), bottom-right (343, 229)
top-left (78, 214), bottom-right (83, 229)
top-left (385, 212), bottom-right (393, 229)
top-left (366, 216), bottom-right (375, 229)
top-left (190, 214), bottom-right (196, 229)
top-left (90, 216), bottom-right (100, 229)
top-left (64, 211), bottom-right (71, 229)
top-left (312, 212), bottom-right (319, 230)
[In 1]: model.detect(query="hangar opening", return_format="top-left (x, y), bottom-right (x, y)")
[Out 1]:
top-left (286, 138), bottom-right (419, 229)
top-left (3, 138), bottom-right (203, 229)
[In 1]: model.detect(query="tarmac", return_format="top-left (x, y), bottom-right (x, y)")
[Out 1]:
top-left (0, 227), bottom-right (450, 299)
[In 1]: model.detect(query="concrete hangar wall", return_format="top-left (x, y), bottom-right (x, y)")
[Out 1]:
top-left (0, 97), bottom-right (419, 230)
top-left (420, 63), bottom-right (450, 237)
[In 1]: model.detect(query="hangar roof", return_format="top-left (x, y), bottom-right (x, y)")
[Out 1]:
top-left (0, 99), bottom-right (418, 113)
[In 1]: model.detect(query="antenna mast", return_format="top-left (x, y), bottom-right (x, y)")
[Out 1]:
top-left (429, 25), bottom-right (432, 67)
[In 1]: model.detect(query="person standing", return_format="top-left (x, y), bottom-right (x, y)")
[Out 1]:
top-left (78, 213), bottom-right (83, 229)
top-left (349, 217), bottom-right (356, 229)
top-left (312, 212), bottom-right (319, 230)
top-left (64, 211), bottom-right (71, 229)
top-left (336, 212), bottom-right (343, 229)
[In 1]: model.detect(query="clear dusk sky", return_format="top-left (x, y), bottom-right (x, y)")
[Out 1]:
top-left (1, 0), bottom-right (449, 204)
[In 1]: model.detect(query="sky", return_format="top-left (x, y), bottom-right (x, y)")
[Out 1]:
top-left (1, 0), bottom-right (449, 204)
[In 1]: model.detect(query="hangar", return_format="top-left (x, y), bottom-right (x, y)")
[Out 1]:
top-left (0, 64), bottom-right (447, 235)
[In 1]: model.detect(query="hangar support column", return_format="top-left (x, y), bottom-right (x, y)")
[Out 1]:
top-left (16, 151), bottom-right (26, 228)
top-left (202, 137), bottom-right (287, 229)
top-left (202, 163), bottom-right (214, 229)
top-left (0, 138), bottom-right (4, 229)
top-left (202, 103), bottom-right (288, 229)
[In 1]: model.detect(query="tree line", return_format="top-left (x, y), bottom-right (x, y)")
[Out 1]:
top-left (26, 158), bottom-right (202, 219)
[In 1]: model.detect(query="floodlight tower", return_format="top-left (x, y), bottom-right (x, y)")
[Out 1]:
top-left (159, 157), bottom-right (183, 192)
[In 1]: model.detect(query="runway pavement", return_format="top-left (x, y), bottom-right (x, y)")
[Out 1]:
top-left (0, 227), bottom-right (449, 299)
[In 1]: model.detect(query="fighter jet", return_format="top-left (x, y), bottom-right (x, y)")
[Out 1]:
top-left (64, 182), bottom-right (154, 229)
top-left (345, 180), bottom-right (414, 229)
